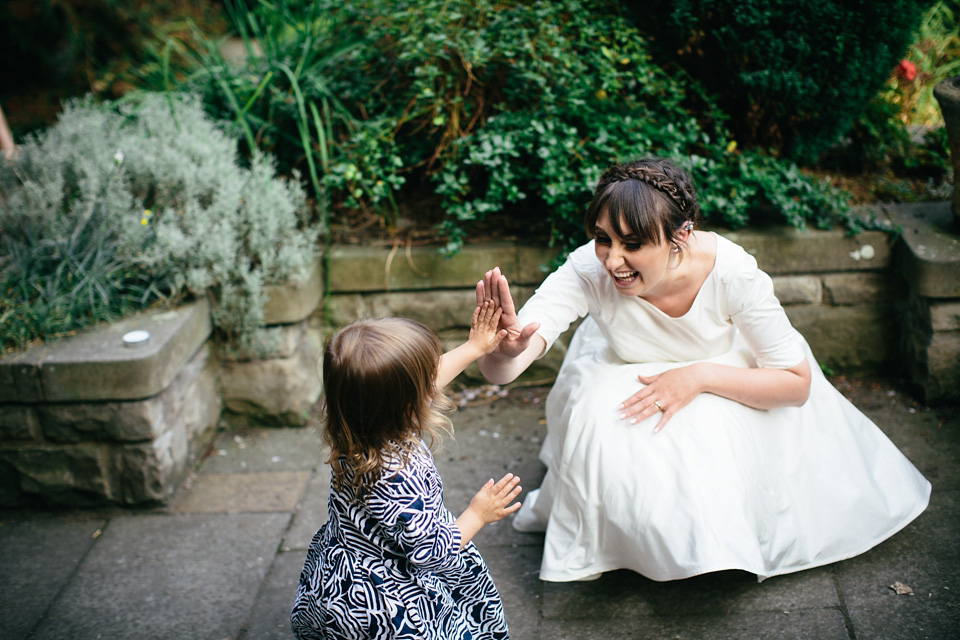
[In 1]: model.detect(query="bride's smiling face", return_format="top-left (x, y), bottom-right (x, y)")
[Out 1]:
top-left (593, 209), bottom-right (676, 298)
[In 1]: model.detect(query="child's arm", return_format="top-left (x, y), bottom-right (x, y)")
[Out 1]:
top-left (435, 301), bottom-right (506, 389)
top-left (455, 473), bottom-right (522, 548)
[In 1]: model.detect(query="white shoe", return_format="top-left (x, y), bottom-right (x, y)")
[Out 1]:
top-left (511, 489), bottom-right (547, 532)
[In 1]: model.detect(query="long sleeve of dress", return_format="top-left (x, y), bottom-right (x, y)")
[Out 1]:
top-left (718, 240), bottom-right (806, 369)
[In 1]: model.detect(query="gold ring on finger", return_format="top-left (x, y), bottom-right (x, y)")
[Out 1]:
top-left (653, 401), bottom-right (664, 411)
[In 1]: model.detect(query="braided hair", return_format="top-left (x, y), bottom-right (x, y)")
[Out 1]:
top-left (584, 158), bottom-right (701, 250)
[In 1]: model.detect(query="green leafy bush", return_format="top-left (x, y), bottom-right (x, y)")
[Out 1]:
top-left (628, 0), bottom-right (937, 164)
top-left (0, 92), bottom-right (320, 354)
top-left (327, 0), bottom-right (852, 253)
top-left (143, 0), bottom-right (859, 255)
top-left (309, 0), bottom-right (855, 253)
top-left (135, 0), bottom-right (394, 227)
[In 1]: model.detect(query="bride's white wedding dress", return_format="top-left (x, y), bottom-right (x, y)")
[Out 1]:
top-left (513, 234), bottom-right (931, 582)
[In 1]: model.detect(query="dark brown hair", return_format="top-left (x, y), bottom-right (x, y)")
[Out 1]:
top-left (321, 317), bottom-right (454, 496)
top-left (584, 158), bottom-right (701, 249)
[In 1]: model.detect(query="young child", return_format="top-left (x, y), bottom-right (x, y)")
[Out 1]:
top-left (290, 303), bottom-right (523, 640)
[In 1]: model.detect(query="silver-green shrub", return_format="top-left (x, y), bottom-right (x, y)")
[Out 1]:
top-left (0, 92), bottom-right (321, 355)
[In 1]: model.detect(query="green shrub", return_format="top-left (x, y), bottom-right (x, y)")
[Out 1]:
top-left (628, 0), bottom-right (937, 164)
top-left (0, 92), bottom-right (320, 354)
top-left (134, 0), bottom-right (388, 227)
top-left (142, 0), bottom-right (860, 255)
top-left (307, 0), bottom-right (856, 254)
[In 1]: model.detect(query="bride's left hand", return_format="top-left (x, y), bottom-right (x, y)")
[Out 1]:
top-left (618, 365), bottom-right (704, 433)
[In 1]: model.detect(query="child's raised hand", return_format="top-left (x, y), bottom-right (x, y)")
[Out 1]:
top-left (455, 473), bottom-right (522, 548)
top-left (468, 473), bottom-right (523, 525)
top-left (468, 300), bottom-right (507, 355)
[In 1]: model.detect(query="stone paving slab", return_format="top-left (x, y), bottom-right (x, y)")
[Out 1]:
top-left (0, 377), bottom-right (957, 640)
top-left (242, 550), bottom-right (305, 640)
top-left (0, 514), bottom-right (105, 639)
top-left (173, 471), bottom-right (310, 514)
top-left (539, 608), bottom-right (852, 640)
top-left (26, 512), bottom-right (289, 640)
top-left (284, 470), bottom-right (331, 551)
top-left (199, 423), bottom-right (325, 475)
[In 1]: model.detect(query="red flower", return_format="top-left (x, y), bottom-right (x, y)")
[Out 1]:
top-left (895, 59), bottom-right (917, 82)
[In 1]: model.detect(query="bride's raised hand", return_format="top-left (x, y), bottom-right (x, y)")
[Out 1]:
top-left (476, 267), bottom-right (539, 358)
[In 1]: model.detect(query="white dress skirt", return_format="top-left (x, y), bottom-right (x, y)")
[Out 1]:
top-left (513, 235), bottom-right (931, 582)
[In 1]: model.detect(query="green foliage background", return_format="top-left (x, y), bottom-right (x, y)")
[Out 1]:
top-left (0, 0), bottom-right (955, 351)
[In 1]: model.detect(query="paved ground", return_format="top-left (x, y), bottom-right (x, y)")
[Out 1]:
top-left (1, 377), bottom-right (958, 640)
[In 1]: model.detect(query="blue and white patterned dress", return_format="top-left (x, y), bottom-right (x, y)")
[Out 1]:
top-left (291, 440), bottom-right (510, 640)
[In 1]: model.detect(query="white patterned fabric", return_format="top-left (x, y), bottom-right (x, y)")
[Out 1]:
top-left (514, 234), bottom-right (931, 582)
top-left (291, 442), bottom-right (509, 639)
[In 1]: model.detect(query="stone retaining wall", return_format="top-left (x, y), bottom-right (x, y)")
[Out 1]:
top-left (326, 218), bottom-right (902, 381)
top-left (1, 203), bottom-right (957, 507)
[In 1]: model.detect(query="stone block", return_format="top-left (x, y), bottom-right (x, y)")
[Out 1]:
top-left (889, 201), bottom-right (960, 298)
top-left (773, 276), bottom-right (822, 305)
top-left (0, 349), bottom-right (44, 404)
top-left (324, 286), bottom-right (539, 334)
top-left (0, 346), bottom-right (221, 506)
top-left (822, 273), bottom-right (895, 306)
top-left (262, 257), bottom-right (324, 325)
top-left (0, 443), bottom-right (114, 507)
top-left (110, 426), bottom-right (188, 504)
top-left (37, 299), bottom-right (212, 402)
top-left (38, 399), bottom-right (165, 444)
top-left (0, 405), bottom-right (41, 441)
top-left (786, 305), bottom-right (896, 375)
top-left (37, 345), bottom-right (219, 444)
top-left (924, 331), bottom-right (960, 404)
top-left (220, 333), bottom-right (322, 426)
top-left (219, 320), bottom-right (307, 361)
top-left (720, 227), bottom-right (892, 275)
top-left (327, 244), bottom-right (556, 293)
top-left (930, 301), bottom-right (960, 332)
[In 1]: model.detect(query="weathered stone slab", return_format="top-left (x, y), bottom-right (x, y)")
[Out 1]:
top-left (786, 305), bottom-right (896, 375)
top-left (172, 471), bottom-right (310, 513)
top-left (888, 201), bottom-right (960, 298)
top-left (0, 348), bottom-right (45, 403)
top-left (925, 331), bottom-right (960, 404)
top-left (0, 443), bottom-right (114, 506)
top-left (110, 426), bottom-right (189, 504)
top-left (720, 227), bottom-right (892, 275)
top-left (220, 332), bottom-right (322, 426)
top-left (930, 301), bottom-right (960, 332)
top-left (0, 346), bottom-right (221, 506)
top-left (325, 286), bottom-right (539, 333)
top-left (822, 272), bottom-right (895, 305)
top-left (773, 275), bottom-right (822, 305)
top-left (34, 299), bottom-right (211, 403)
top-left (262, 256), bottom-right (324, 325)
top-left (37, 344), bottom-right (219, 444)
top-left (327, 244), bottom-right (558, 292)
top-left (0, 405), bottom-right (40, 441)
top-left (39, 398), bottom-right (165, 444)
top-left (219, 320), bottom-right (307, 362)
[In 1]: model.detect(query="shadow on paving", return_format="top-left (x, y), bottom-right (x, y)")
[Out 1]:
top-left (0, 377), bottom-right (957, 640)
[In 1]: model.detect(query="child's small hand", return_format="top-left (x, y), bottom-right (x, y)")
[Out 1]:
top-left (468, 300), bottom-right (507, 355)
top-left (468, 473), bottom-right (522, 525)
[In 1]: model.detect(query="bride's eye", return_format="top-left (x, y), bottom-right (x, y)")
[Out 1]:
top-left (595, 234), bottom-right (612, 245)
